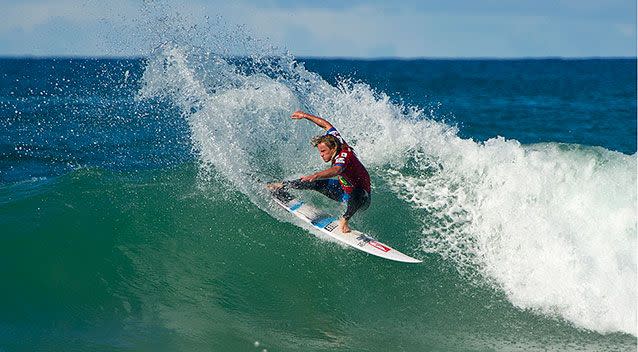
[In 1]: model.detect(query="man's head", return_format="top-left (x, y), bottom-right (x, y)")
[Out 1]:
top-left (312, 134), bottom-right (340, 162)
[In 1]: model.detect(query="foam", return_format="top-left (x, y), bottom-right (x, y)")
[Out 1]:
top-left (390, 138), bottom-right (637, 335)
top-left (138, 43), bottom-right (637, 336)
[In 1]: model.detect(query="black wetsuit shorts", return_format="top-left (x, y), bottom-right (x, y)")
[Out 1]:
top-left (283, 179), bottom-right (370, 220)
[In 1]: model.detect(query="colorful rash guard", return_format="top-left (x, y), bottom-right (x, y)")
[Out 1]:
top-left (325, 127), bottom-right (371, 194)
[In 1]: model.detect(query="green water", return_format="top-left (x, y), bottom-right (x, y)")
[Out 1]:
top-left (1, 165), bottom-right (633, 351)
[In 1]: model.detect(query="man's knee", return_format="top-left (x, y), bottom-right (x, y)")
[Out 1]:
top-left (343, 189), bottom-right (370, 219)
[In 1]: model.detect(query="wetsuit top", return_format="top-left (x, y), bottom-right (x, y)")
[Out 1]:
top-left (325, 127), bottom-right (371, 194)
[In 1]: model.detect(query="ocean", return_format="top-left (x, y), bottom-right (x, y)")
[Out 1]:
top-left (0, 49), bottom-right (636, 351)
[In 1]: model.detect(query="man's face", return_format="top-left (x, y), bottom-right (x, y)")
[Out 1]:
top-left (317, 143), bottom-right (335, 162)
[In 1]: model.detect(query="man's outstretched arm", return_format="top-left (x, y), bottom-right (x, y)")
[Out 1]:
top-left (291, 110), bottom-right (333, 131)
top-left (300, 165), bottom-right (343, 182)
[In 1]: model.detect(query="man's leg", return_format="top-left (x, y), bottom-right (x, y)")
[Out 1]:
top-left (340, 188), bottom-right (371, 233)
top-left (283, 179), bottom-right (344, 202)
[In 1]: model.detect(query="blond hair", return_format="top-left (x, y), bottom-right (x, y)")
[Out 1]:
top-left (311, 134), bottom-right (340, 150)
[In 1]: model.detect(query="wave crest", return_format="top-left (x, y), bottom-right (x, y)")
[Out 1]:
top-left (138, 43), bottom-right (637, 335)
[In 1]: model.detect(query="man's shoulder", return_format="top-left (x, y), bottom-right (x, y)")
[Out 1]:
top-left (325, 126), bottom-right (339, 136)
top-left (334, 150), bottom-right (348, 165)
top-left (336, 146), bottom-right (356, 163)
top-left (325, 127), bottom-right (346, 145)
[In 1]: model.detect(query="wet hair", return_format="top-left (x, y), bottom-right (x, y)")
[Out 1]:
top-left (311, 134), bottom-right (341, 150)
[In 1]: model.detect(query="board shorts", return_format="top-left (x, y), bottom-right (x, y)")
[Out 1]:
top-left (283, 179), bottom-right (371, 220)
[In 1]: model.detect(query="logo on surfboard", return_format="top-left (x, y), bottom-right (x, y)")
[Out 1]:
top-left (355, 235), bottom-right (391, 252)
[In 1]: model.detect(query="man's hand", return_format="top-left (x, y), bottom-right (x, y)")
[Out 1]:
top-left (300, 174), bottom-right (318, 182)
top-left (291, 110), bottom-right (308, 120)
top-left (265, 182), bottom-right (284, 191)
top-left (290, 111), bottom-right (333, 130)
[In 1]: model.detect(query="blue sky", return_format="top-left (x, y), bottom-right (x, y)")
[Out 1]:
top-left (1, 0), bottom-right (635, 58)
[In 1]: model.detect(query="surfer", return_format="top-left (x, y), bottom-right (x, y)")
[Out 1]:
top-left (268, 110), bottom-right (371, 233)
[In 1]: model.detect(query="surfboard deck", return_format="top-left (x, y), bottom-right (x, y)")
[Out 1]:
top-left (270, 188), bottom-right (422, 263)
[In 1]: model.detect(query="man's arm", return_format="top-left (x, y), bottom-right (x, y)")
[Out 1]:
top-left (300, 165), bottom-right (342, 182)
top-left (291, 110), bottom-right (333, 131)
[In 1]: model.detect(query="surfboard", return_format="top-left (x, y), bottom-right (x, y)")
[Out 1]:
top-left (270, 188), bottom-right (422, 263)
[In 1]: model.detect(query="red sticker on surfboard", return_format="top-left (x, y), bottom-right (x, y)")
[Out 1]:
top-left (369, 241), bottom-right (391, 252)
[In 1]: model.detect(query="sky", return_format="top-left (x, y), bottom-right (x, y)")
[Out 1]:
top-left (0, 0), bottom-right (636, 58)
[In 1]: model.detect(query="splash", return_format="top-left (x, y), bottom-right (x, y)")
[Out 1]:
top-left (135, 19), bottom-right (636, 336)
top-left (389, 136), bottom-right (637, 335)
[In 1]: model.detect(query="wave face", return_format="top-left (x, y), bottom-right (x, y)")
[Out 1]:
top-left (137, 43), bottom-right (637, 337)
top-left (2, 7), bottom-right (636, 349)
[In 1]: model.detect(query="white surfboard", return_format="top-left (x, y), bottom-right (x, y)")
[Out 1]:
top-left (270, 188), bottom-right (422, 263)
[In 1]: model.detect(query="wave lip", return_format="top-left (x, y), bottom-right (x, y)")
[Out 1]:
top-left (394, 138), bottom-right (637, 336)
top-left (137, 44), bottom-right (637, 337)
top-left (475, 143), bottom-right (636, 335)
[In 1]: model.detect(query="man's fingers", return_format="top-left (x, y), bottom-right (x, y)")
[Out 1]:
top-left (300, 175), bottom-right (314, 182)
top-left (291, 111), bottom-right (306, 119)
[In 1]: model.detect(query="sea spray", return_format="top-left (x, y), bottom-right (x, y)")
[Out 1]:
top-left (387, 135), bottom-right (637, 335)
top-left (137, 42), bottom-right (637, 336)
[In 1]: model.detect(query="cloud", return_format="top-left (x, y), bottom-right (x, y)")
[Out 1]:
top-left (232, 3), bottom-right (634, 57)
top-left (0, 0), bottom-right (134, 32)
top-left (0, 0), bottom-right (635, 57)
top-left (0, 0), bottom-right (142, 56)
top-left (615, 23), bottom-right (636, 38)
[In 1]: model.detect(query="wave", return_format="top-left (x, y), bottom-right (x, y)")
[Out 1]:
top-left (136, 43), bottom-right (637, 336)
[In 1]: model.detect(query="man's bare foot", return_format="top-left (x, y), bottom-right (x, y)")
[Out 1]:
top-left (266, 182), bottom-right (284, 191)
top-left (339, 218), bottom-right (351, 233)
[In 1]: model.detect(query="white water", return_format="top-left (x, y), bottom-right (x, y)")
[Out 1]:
top-left (390, 138), bottom-right (637, 335)
top-left (138, 44), bottom-right (637, 336)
